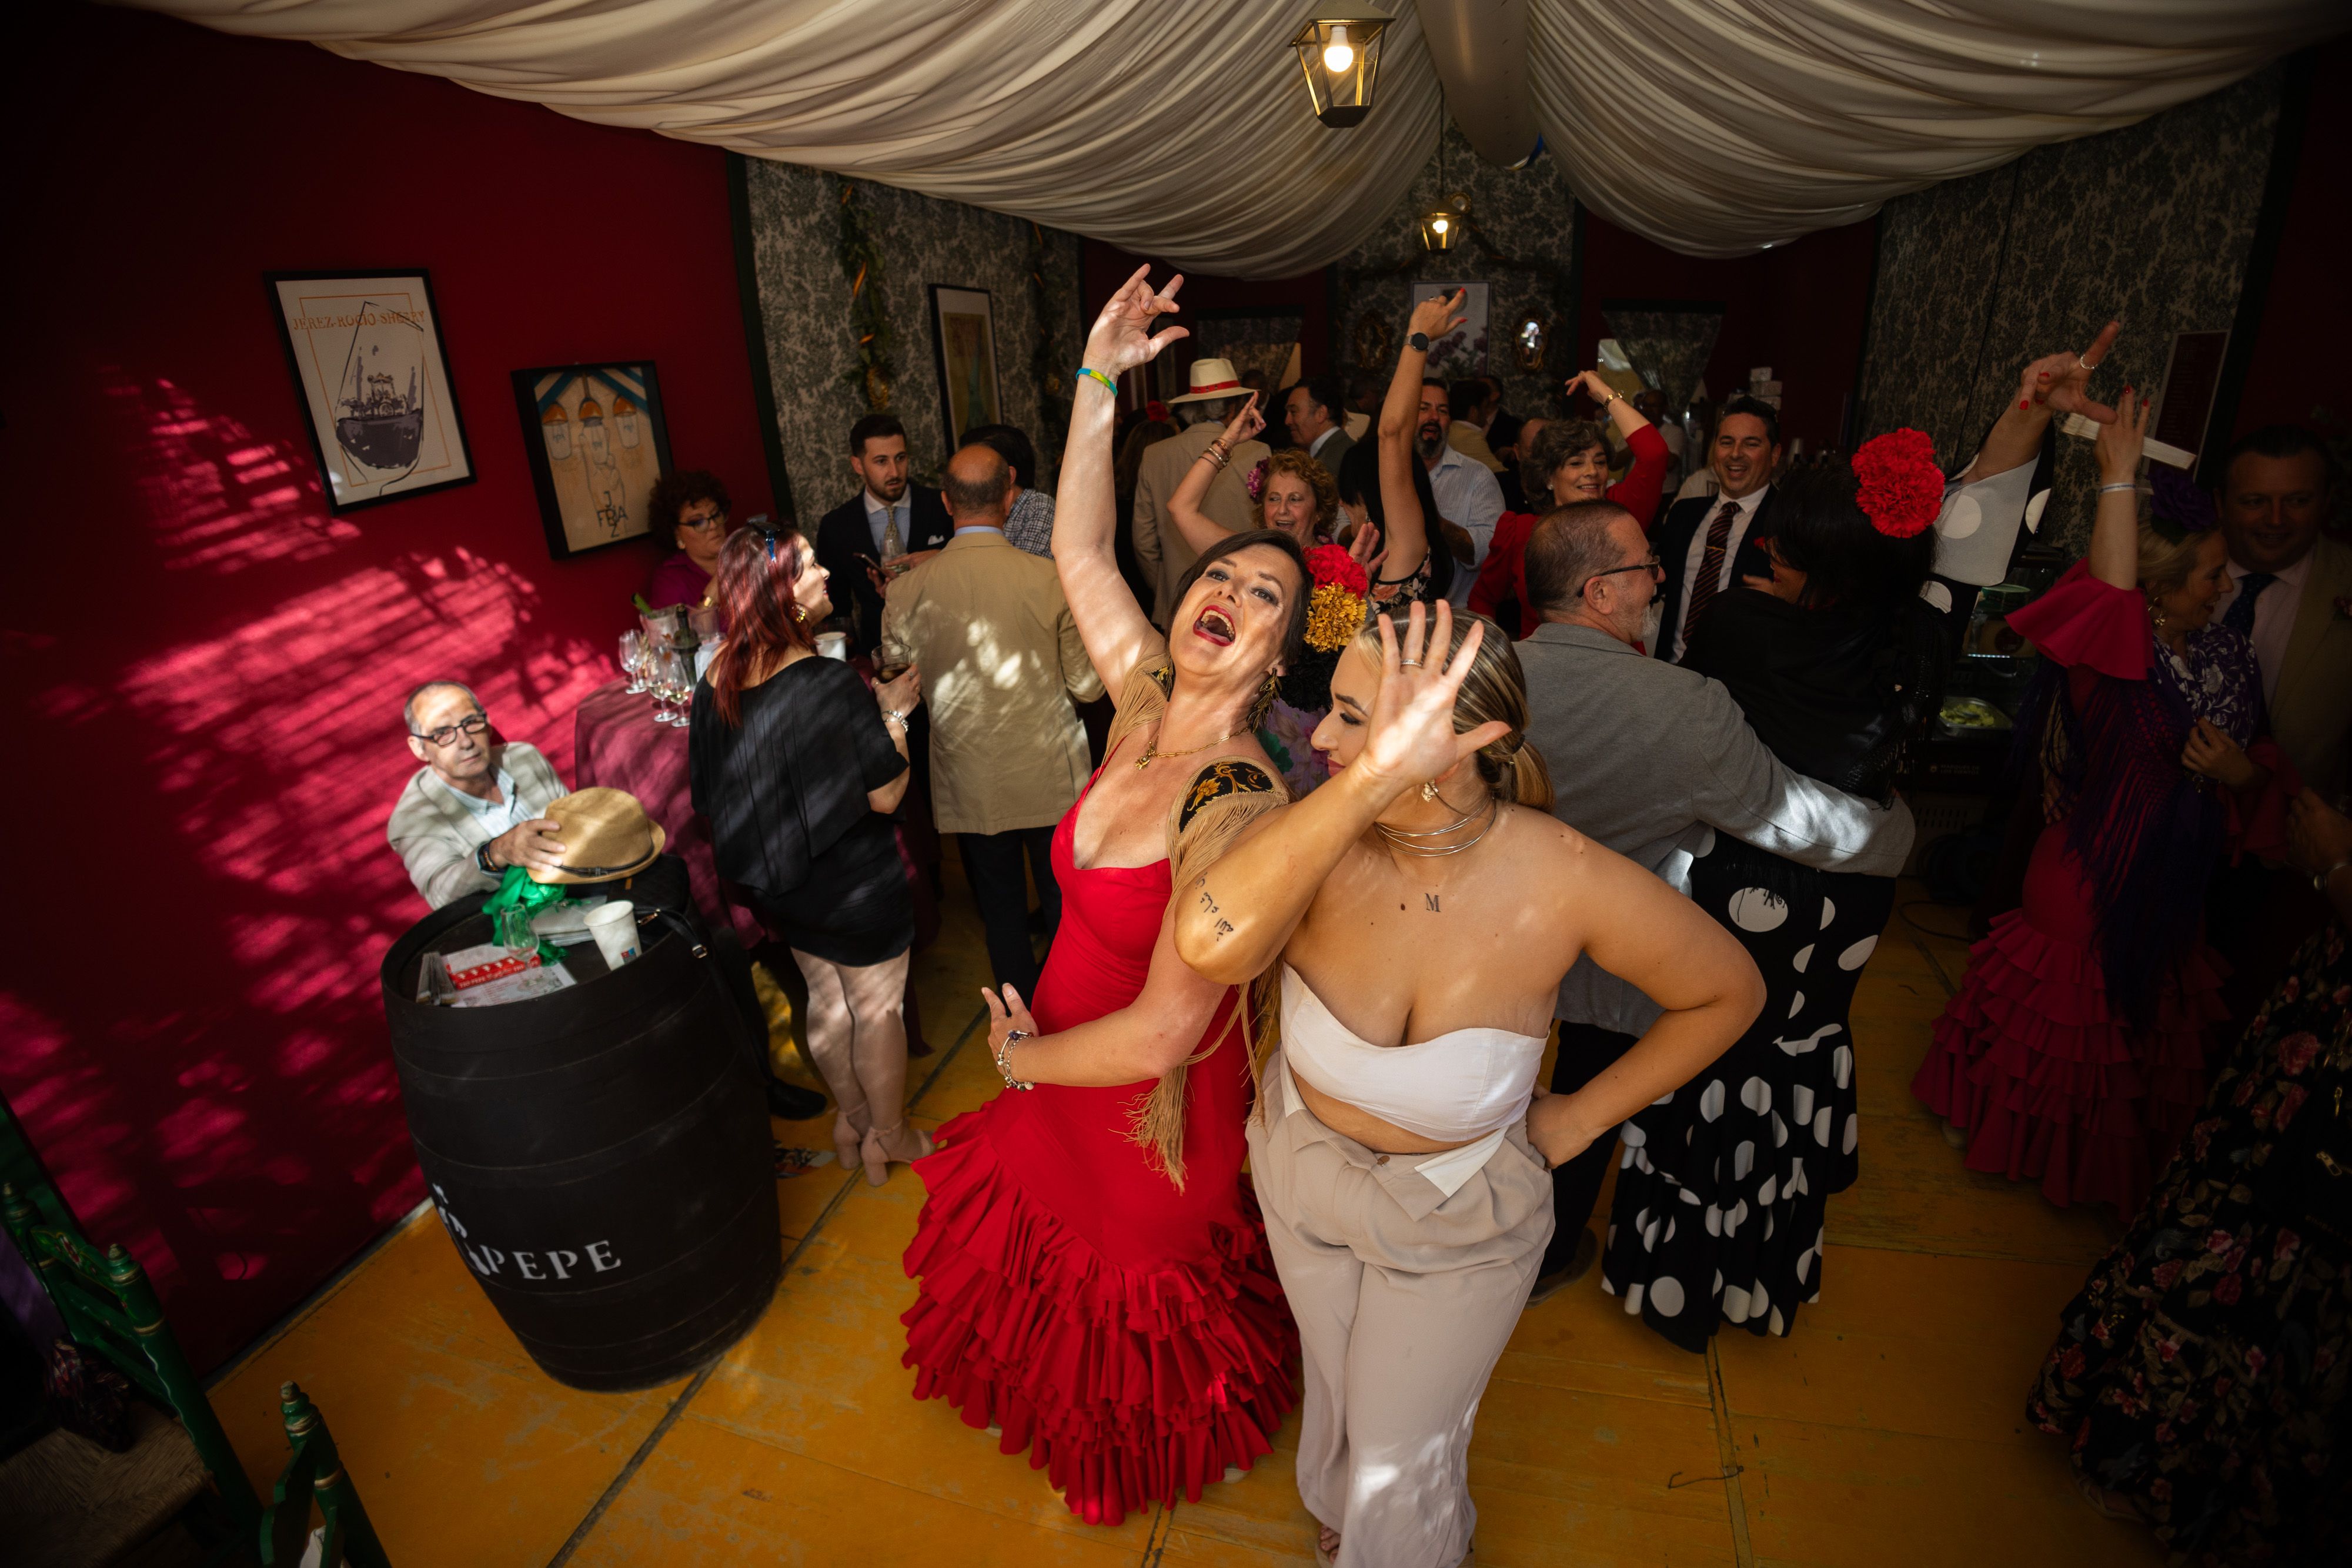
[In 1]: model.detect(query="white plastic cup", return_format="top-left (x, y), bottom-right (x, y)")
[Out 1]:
top-left (584, 901), bottom-right (640, 970)
top-left (816, 631), bottom-right (848, 661)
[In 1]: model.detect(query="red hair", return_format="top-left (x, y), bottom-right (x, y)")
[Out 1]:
top-left (704, 523), bottom-right (817, 727)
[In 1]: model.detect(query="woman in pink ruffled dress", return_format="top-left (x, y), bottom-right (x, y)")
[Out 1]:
top-left (1915, 391), bottom-right (2292, 1216)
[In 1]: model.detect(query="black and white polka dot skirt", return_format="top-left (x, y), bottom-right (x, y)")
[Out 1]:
top-left (1599, 835), bottom-right (1896, 1353)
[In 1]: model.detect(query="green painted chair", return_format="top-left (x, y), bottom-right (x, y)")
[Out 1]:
top-left (260, 1380), bottom-right (391, 1567)
top-left (0, 1178), bottom-right (264, 1540)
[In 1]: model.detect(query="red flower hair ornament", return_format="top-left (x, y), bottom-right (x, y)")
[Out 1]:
top-left (1302, 543), bottom-right (1369, 597)
top-left (1850, 428), bottom-right (1944, 539)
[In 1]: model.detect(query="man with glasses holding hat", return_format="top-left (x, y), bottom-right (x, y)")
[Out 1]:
top-left (386, 680), bottom-right (571, 909)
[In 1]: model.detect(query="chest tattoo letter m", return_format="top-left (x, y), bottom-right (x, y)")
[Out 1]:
top-left (1424, 892), bottom-right (1441, 913)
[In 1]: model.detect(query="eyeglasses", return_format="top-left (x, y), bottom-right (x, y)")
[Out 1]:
top-left (679, 510), bottom-right (727, 531)
top-left (1584, 557), bottom-right (1664, 590)
top-left (410, 712), bottom-right (489, 747)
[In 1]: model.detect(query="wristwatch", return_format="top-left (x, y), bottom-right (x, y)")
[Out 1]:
top-left (1407, 331), bottom-right (1430, 353)
top-left (476, 841), bottom-right (499, 875)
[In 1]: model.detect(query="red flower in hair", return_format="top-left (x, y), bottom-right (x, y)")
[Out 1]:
top-left (1850, 428), bottom-right (1943, 539)
top-left (1304, 543), bottom-right (1369, 597)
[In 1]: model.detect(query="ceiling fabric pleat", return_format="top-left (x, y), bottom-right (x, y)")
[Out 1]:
top-left (119, 0), bottom-right (2342, 268)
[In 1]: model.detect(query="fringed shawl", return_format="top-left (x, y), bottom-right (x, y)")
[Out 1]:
top-left (1102, 660), bottom-right (1290, 1188)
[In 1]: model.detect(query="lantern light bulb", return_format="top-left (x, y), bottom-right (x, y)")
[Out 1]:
top-left (1322, 26), bottom-right (1353, 73)
top-left (1431, 216), bottom-right (1449, 234)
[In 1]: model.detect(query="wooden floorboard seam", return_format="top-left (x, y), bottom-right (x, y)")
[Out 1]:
top-left (1705, 1338), bottom-right (1758, 1568)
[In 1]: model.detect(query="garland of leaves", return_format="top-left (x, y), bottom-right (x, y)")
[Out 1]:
top-left (1027, 220), bottom-right (1071, 471)
top-left (836, 179), bottom-right (896, 410)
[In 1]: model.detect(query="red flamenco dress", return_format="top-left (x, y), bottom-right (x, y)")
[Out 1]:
top-left (1912, 563), bottom-right (2290, 1216)
top-left (898, 777), bottom-right (1297, 1525)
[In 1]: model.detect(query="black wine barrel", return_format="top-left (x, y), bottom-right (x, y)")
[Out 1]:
top-left (380, 899), bottom-right (780, 1392)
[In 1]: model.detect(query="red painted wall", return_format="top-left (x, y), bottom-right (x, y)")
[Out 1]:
top-left (0, 8), bottom-right (777, 1369)
top-left (1575, 210), bottom-right (1879, 455)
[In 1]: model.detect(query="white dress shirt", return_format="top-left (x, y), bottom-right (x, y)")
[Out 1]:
top-left (440, 765), bottom-right (528, 839)
top-left (2215, 549), bottom-right (2312, 707)
top-left (1425, 444), bottom-right (1506, 607)
top-left (863, 490), bottom-right (911, 556)
top-left (1663, 485), bottom-right (1769, 662)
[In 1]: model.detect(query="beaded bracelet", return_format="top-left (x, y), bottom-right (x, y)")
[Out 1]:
top-left (994, 1028), bottom-right (1035, 1091)
top-left (1076, 366), bottom-right (1117, 394)
top-left (2096, 482), bottom-right (2138, 494)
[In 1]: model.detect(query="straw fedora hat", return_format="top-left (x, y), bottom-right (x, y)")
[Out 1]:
top-left (527, 787), bottom-right (667, 885)
top-left (1167, 357), bottom-right (1248, 405)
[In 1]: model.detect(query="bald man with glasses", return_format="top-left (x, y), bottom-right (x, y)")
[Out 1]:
top-left (386, 680), bottom-right (571, 908)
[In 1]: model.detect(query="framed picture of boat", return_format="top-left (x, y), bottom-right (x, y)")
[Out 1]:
top-left (265, 270), bottom-right (474, 513)
top-left (510, 362), bottom-right (675, 560)
top-left (927, 285), bottom-right (1001, 452)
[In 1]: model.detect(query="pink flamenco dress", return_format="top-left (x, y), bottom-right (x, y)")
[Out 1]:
top-left (1912, 561), bottom-right (2291, 1217)
top-left (897, 762), bottom-right (1297, 1526)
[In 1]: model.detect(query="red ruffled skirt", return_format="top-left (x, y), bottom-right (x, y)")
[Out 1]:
top-left (1912, 824), bottom-right (2227, 1217)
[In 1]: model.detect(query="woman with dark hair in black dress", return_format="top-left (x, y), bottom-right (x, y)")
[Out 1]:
top-left (1601, 430), bottom-right (1951, 1349)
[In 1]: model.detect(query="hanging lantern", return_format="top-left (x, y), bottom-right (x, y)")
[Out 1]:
top-left (612, 393), bottom-right (643, 449)
top-left (577, 394), bottom-right (609, 462)
top-left (1290, 13), bottom-right (1391, 128)
top-left (539, 403), bottom-right (572, 463)
top-left (1420, 192), bottom-right (1471, 251)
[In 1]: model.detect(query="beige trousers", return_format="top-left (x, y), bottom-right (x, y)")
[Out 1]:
top-left (1247, 1054), bottom-right (1554, 1568)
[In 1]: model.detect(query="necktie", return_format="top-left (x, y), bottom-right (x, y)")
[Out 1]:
top-left (882, 503), bottom-right (905, 560)
top-left (1682, 501), bottom-right (1739, 650)
top-left (2223, 571), bottom-right (2274, 638)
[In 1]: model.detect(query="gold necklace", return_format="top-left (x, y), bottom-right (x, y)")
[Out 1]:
top-left (1135, 720), bottom-right (1234, 770)
top-left (1374, 797), bottom-right (1501, 858)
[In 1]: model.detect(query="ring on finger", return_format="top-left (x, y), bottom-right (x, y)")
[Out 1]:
top-left (1399, 658), bottom-right (1424, 668)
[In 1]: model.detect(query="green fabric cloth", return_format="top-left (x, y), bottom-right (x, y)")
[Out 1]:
top-left (482, 867), bottom-right (569, 964)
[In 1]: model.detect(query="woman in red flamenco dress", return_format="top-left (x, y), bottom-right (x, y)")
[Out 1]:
top-left (1913, 392), bottom-right (2291, 1217)
top-left (900, 265), bottom-right (1304, 1526)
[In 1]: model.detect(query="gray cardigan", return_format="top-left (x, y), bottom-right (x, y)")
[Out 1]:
top-left (1517, 621), bottom-right (1915, 1035)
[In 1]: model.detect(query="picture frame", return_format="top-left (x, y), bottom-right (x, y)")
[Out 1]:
top-left (265, 269), bottom-right (475, 513)
top-left (510, 362), bottom-right (676, 560)
top-left (927, 285), bottom-right (1001, 449)
top-left (1408, 280), bottom-right (1491, 378)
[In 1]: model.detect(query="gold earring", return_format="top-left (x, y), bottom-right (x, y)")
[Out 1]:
top-left (1421, 780), bottom-right (1441, 803)
top-left (1248, 667), bottom-right (1281, 730)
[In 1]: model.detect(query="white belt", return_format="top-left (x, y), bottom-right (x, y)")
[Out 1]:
top-left (1279, 1054), bottom-right (1508, 1198)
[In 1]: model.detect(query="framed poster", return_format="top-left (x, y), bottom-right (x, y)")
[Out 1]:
top-left (266, 270), bottom-right (475, 512)
top-left (510, 362), bottom-right (674, 559)
top-left (928, 285), bottom-right (1001, 447)
top-left (1408, 280), bottom-right (1491, 379)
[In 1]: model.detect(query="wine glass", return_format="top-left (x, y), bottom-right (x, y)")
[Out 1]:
top-left (619, 631), bottom-right (645, 693)
top-left (656, 650), bottom-right (692, 726)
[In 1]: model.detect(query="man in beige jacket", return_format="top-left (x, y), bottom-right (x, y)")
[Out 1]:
top-left (1131, 357), bottom-right (1269, 628)
top-left (883, 444), bottom-right (1104, 994)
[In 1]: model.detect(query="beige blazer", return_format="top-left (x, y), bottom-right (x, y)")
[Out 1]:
top-left (881, 530), bottom-right (1106, 837)
top-left (386, 740), bottom-right (569, 909)
top-left (1445, 420), bottom-right (1505, 473)
top-left (2270, 534), bottom-right (2352, 802)
top-left (1131, 422), bottom-right (1269, 627)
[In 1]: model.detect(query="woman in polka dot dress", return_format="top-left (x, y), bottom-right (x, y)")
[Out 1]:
top-left (1601, 437), bottom-right (1952, 1350)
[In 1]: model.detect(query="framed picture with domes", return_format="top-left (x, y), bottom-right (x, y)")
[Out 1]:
top-left (510, 361), bottom-right (675, 559)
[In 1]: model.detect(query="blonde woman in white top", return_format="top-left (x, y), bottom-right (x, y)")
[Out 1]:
top-left (1175, 600), bottom-right (1761, 1566)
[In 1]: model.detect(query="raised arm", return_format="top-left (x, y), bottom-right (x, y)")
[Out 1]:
top-left (1526, 838), bottom-right (1765, 1167)
top-left (1965, 319), bottom-right (2119, 483)
top-left (1178, 601), bottom-right (1507, 982)
top-left (1166, 393), bottom-right (1267, 557)
top-left (2087, 387), bottom-right (2148, 589)
top-left (1374, 293), bottom-right (1464, 586)
top-left (1057, 263), bottom-right (1188, 688)
top-left (1690, 678), bottom-right (1915, 877)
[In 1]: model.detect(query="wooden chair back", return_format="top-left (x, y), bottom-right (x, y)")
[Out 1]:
top-left (0, 1177), bottom-right (263, 1530)
top-left (262, 1380), bottom-right (391, 1567)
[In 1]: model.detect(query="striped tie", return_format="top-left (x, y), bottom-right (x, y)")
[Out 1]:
top-left (1683, 501), bottom-right (1739, 651)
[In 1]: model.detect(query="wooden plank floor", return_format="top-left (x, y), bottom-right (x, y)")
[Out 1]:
top-left (207, 873), bottom-right (2168, 1565)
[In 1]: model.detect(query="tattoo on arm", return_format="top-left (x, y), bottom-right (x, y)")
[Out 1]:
top-left (1212, 918), bottom-right (1235, 940)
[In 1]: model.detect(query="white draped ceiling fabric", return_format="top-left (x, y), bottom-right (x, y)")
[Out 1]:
top-left (128, 0), bottom-right (2341, 270)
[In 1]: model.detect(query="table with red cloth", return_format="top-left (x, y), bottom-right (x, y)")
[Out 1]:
top-left (571, 677), bottom-right (943, 1017)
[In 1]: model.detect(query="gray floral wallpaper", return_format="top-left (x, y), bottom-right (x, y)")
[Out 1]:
top-left (737, 156), bottom-right (1085, 520)
top-left (1855, 67), bottom-right (2284, 551)
top-left (1331, 122), bottom-right (1578, 416)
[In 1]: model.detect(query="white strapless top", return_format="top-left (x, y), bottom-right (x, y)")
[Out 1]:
top-left (1279, 964), bottom-right (1548, 1143)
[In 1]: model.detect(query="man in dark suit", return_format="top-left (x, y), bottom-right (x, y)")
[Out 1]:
top-left (814, 413), bottom-right (955, 656)
top-left (1651, 393), bottom-right (1781, 663)
top-left (1285, 373), bottom-right (1354, 478)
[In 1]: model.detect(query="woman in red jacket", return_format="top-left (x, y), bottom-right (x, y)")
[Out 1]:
top-left (1471, 370), bottom-right (1671, 636)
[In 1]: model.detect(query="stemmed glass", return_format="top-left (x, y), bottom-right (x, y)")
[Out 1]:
top-left (655, 649), bottom-right (693, 726)
top-left (620, 631), bottom-right (650, 694)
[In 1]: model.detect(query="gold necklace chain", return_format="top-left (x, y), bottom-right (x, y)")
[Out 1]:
top-left (1374, 796), bottom-right (1501, 858)
top-left (1135, 720), bottom-right (1235, 770)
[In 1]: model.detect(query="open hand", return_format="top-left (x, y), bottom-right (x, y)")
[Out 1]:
top-left (2181, 718), bottom-right (2254, 789)
top-left (2023, 319), bottom-right (2122, 425)
top-left (1346, 520), bottom-right (1386, 579)
top-left (1564, 369), bottom-right (1616, 406)
top-left (489, 818), bottom-right (567, 874)
top-left (1082, 263), bottom-right (1188, 378)
top-left (874, 661), bottom-right (923, 716)
top-left (1354, 600), bottom-right (1511, 800)
top-left (2095, 387), bottom-right (2149, 486)
top-left (980, 983), bottom-right (1040, 1072)
top-left (1406, 289), bottom-right (1467, 348)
